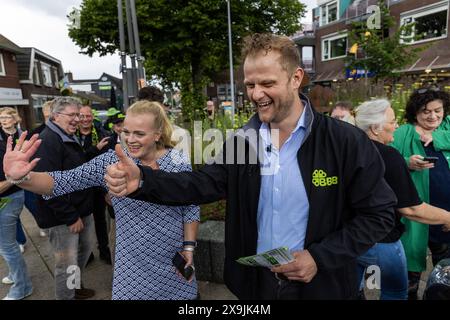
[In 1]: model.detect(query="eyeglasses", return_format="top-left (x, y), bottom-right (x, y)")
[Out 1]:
top-left (56, 112), bottom-right (81, 120)
top-left (79, 114), bottom-right (93, 120)
top-left (387, 119), bottom-right (398, 125)
top-left (417, 87), bottom-right (440, 94)
top-left (0, 115), bottom-right (13, 120)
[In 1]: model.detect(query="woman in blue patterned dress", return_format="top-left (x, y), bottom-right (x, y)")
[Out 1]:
top-left (2, 101), bottom-right (200, 300)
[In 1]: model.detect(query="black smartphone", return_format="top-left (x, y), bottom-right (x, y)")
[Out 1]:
top-left (423, 156), bottom-right (439, 164)
top-left (172, 252), bottom-right (194, 280)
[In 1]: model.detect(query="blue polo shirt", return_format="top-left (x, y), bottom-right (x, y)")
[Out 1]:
top-left (257, 105), bottom-right (309, 254)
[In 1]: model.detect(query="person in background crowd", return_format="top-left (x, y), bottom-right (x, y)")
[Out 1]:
top-left (391, 87), bottom-right (450, 300)
top-left (103, 111), bottom-right (125, 263)
top-left (354, 99), bottom-right (450, 300)
top-left (77, 105), bottom-right (112, 265)
top-left (29, 100), bottom-right (53, 136)
top-left (0, 108), bottom-right (33, 300)
top-left (103, 33), bottom-right (396, 300)
top-left (206, 100), bottom-right (215, 120)
top-left (29, 97), bottom-right (96, 300)
top-left (138, 86), bottom-right (164, 104)
top-left (330, 101), bottom-right (355, 125)
top-left (3, 100), bottom-right (200, 300)
top-left (0, 108), bottom-right (27, 252)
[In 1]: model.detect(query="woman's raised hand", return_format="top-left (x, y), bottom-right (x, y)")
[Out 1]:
top-left (3, 132), bottom-right (41, 180)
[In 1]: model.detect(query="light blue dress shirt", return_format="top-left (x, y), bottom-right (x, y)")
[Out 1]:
top-left (257, 104), bottom-right (309, 254)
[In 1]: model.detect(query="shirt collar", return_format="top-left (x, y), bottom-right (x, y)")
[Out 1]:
top-left (260, 100), bottom-right (308, 134)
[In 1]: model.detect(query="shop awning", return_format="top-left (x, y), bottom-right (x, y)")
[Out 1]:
top-left (312, 70), bottom-right (346, 82)
top-left (0, 99), bottom-right (29, 106)
top-left (397, 55), bottom-right (450, 73)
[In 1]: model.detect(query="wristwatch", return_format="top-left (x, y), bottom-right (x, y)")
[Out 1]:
top-left (183, 241), bottom-right (197, 248)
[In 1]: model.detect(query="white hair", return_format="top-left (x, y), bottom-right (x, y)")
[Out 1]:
top-left (51, 97), bottom-right (82, 115)
top-left (354, 99), bottom-right (390, 133)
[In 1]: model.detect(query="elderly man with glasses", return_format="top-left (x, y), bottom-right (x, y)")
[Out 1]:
top-left (31, 97), bottom-right (96, 300)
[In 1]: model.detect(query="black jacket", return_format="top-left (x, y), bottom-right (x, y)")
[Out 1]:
top-left (77, 123), bottom-right (111, 160)
top-left (33, 121), bottom-right (93, 228)
top-left (129, 94), bottom-right (396, 299)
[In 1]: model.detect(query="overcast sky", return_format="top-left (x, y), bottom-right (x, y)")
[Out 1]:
top-left (0, 0), bottom-right (316, 80)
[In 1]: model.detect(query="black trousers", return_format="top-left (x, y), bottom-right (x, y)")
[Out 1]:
top-left (92, 188), bottom-right (109, 254)
top-left (257, 268), bottom-right (302, 300)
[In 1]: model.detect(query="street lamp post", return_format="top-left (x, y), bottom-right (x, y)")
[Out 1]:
top-left (125, 0), bottom-right (138, 101)
top-left (129, 0), bottom-right (146, 90)
top-left (117, 0), bottom-right (129, 109)
top-left (226, 0), bottom-right (235, 123)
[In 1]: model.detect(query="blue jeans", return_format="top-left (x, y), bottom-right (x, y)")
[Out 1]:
top-left (24, 190), bottom-right (38, 216)
top-left (0, 191), bottom-right (33, 299)
top-left (16, 218), bottom-right (26, 245)
top-left (357, 240), bottom-right (408, 300)
top-left (48, 214), bottom-right (95, 300)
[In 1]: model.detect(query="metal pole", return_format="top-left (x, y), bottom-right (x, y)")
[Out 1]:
top-left (227, 0), bottom-right (235, 123)
top-left (125, 0), bottom-right (138, 100)
top-left (117, 0), bottom-right (129, 110)
top-left (129, 0), bottom-right (146, 89)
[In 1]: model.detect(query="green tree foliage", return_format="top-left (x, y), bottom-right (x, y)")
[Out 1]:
top-left (345, 0), bottom-right (424, 80)
top-left (69, 0), bottom-right (306, 119)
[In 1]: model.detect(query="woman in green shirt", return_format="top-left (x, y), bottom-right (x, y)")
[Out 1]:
top-left (391, 87), bottom-right (450, 299)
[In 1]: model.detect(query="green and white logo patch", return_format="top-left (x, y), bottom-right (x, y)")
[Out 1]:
top-left (312, 169), bottom-right (338, 187)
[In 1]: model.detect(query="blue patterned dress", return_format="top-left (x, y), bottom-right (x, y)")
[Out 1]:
top-left (46, 149), bottom-right (200, 300)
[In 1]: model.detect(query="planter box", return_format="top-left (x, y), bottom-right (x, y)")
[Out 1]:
top-left (194, 220), bottom-right (225, 283)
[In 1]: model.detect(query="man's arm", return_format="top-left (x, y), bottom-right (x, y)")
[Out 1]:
top-left (106, 144), bottom-right (227, 205)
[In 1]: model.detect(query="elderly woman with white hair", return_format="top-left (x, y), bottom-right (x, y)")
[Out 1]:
top-left (354, 99), bottom-right (450, 300)
top-left (0, 107), bottom-right (33, 300)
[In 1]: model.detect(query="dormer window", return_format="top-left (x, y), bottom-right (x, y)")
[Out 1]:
top-left (320, 1), bottom-right (339, 26)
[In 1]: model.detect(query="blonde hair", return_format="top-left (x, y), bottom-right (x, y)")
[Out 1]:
top-left (0, 107), bottom-right (22, 123)
top-left (126, 100), bottom-right (174, 149)
top-left (42, 100), bottom-right (54, 114)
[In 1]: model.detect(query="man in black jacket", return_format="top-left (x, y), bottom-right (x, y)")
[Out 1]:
top-left (77, 105), bottom-right (112, 264)
top-left (104, 33), bottom-right (396, 300)
top-left (34, 97), bottom-right (95, 300)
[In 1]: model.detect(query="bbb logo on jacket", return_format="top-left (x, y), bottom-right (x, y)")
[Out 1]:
top-left (312, 169), bottom-right (338, 187)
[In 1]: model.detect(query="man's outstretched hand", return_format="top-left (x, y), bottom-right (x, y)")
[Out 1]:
top-left (105, 144), bottom-right (141, 197)
top-left (4, 132), bottom-right (41, 180)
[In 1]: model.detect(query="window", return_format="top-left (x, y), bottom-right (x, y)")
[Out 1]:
top-left (52, 67), bottom-right (59, 88)
top-left (41, 62), bottom-right (52, 87)
top-left (217, 84), bottom-right (235, 101)
top-left (32, 97), bottom-right (46, 123)
top-left (33, 61), bottom-right (41, 85)
top-left (320, 1), bottom-right (339, 26)
top-left (322, 33), bottom-right (347, 61)
top-left (0, 54), bottom-right (5, 76)
top-left (401, 1), bottom-right (448, 44)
